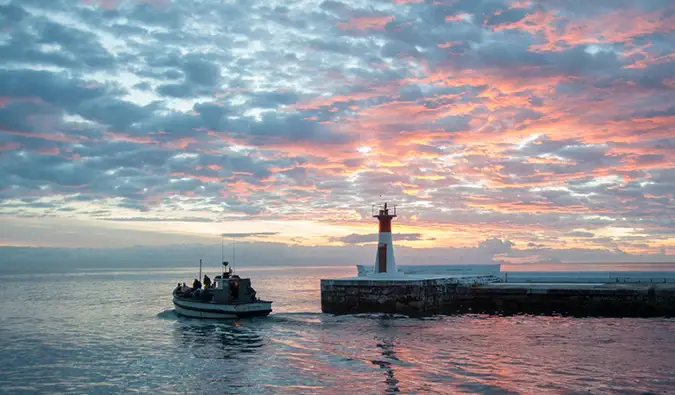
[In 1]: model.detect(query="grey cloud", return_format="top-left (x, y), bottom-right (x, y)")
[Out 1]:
top-left (399, 84), bottom-right (424, 101)
top-left (77, 98), bottom-right (152, 129)
top-left (245, 113), bottom-right (352, 146)
top-left (0, 3), bottom-right (28, 22)
top-left (248, 92), bottom-right (298, 108)
top-left (319, 0), bottom-right (351, 14)
top-left (0, 69), bottom-right (114, 112)
top-left (558, 144), bottom-right (610, 162)
top-left (309, 38), bottom-right (363, 55)
top-left (330, 233), bottom-right (427, 244)
top-left (485, 8), bottom-right (532, 26)
top-left (2, 152), bottom-right (96, 187)
top-left (220, 232), bottom-right (280, 238)
top-left (183, 58), bottom-right (222, 87)
top-left (479, 238), bottom-right (515, 254)
top-left (0, 101), bottom-right (63, 139)
top-left (0, 10), bottom-right (115, 70)
top-left (193, 103), bottom-right (230, 129)
top-left (434, 115), bottom-right (472, 133)
top-left (381, 40), bottom-right (421, 59)
top-left (566, 231), bottom-right (595, 238)
top-left (156, 84), bottom-right (195, 98)
top-left (127, 2), bottom-right (185, 29)
top-left (102, 216), bottom-right (216, 223)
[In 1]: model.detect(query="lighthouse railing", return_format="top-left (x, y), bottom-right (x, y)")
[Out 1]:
top-left (372, 204), bottom-right (397, 217)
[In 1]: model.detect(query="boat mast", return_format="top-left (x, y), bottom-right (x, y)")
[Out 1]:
top-left (233, 235), bottom-right (236, 274)
top-left (199, 258), bottom-right (202, 281)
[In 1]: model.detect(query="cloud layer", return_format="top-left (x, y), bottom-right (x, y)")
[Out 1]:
top-left (1, 0), bottom-right (674, 264)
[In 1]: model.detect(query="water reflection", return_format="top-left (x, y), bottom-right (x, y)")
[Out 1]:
top-left (174, 318), bottom-right (265, 360)
top-left (372, 318), bottom-right (401, 393)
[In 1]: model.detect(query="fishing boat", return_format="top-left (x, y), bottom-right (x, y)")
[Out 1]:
top-left (172, 236), bottom-right (273, 319)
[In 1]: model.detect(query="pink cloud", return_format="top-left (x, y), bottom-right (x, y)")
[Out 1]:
top-left (0, 142), bottom-right (20, 151)
top-left (0, 97), bottom-right (43, 108)
top-left (103, 131), bottom-right (157, 144)
top-left (1, 129), bottom-right (88, 143)
top-left (38, 146), bottom-right (60, 155)
top-left (337, 16), bottom-right (394, 32)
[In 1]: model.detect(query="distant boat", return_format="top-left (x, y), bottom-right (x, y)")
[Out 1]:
top-left (172, 236), bottom-right (273, 319)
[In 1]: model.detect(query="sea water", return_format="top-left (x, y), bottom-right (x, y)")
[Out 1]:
top-left (0, 266), bottom-right (674, 394)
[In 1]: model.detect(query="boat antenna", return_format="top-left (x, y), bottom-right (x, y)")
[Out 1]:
top-left (221, 235), bottom-right (224, 265)
top-left (232, 235), bottom-right (236, 274)
top-left (199, 258), bottom-right (202, 281)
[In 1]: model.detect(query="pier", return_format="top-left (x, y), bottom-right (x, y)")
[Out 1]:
top-left (321, 276), bottom-right (675, 317)
top-left (320, 203), bottom-right (675, 318)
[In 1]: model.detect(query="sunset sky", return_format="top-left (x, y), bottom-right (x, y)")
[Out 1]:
top-left (1, 0), bottom-right (674, 266)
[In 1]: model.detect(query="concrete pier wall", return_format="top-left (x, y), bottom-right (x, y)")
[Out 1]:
top-left (500, 271), bottom-right (675, 284)
top-left (460, 283), bottom-right (675, 317)
top-left (321, 279), bottom-right (675, 317)
top-left (320, 277), bottom-right (473, 317)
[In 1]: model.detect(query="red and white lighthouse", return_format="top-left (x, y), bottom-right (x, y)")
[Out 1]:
top-left (373, 202), bottom-right (398, 275)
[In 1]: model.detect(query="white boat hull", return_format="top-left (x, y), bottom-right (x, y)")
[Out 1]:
top-left (172, 295), bottom-right (272, 319)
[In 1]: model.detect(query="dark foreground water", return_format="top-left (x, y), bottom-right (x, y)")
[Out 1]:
top-left (1, 266), bottom-right (674, 394)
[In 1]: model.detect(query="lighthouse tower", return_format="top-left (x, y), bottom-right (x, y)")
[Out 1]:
top-left (372, 202), bottom-right (398, 276)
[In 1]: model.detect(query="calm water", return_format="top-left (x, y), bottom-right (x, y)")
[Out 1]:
top-left (1, 266), bottom-right (674, 394)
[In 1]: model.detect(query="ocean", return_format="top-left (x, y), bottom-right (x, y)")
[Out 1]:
top-left (1, 265), bottom-right (674, 394)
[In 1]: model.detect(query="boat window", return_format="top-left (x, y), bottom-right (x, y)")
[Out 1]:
top-left (231, 280), bottom-right (239, 299)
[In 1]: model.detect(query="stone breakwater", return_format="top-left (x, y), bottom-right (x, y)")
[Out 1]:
top-left (320, 278), bottom-right (675, 317)
top-left (320, 277), bottom-right (494, 317)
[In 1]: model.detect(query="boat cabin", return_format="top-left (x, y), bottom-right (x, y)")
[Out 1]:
top-left (209, 275), bottom-right (258, 304)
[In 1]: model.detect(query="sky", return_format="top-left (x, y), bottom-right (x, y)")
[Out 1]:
top-left (1, 0), bottom-right (674, 268)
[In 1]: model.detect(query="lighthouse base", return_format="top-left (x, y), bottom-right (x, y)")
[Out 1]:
top-left (320, 275), bottom-right (495, 317)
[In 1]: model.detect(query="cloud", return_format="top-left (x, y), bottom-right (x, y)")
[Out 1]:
top-left (102, 216), bottom-right (215, 222)
top-left (329, 233), bottom-right (428, 244)
top-left (0, 0), bottom-right (672, 263)
top-left (220, 232), bottom-right (280, 238)
top-left (479, 238), bottom-right (515, 254)
top-left (566, 231), bottom-right (595, 238)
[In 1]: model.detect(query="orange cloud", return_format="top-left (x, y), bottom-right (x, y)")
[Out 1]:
top-left (490, 7), bottom-right (675, 54)
top-left (337, 16), bottom-right (394, 31)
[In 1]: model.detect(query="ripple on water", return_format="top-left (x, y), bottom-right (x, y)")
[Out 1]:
top-left (1, 270), bottom-right (675, 394)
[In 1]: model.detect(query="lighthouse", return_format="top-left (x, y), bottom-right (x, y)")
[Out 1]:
top-left (320, 200), bottom-right (503, 316)
top-left (372, 202), bottom-right (398, 275)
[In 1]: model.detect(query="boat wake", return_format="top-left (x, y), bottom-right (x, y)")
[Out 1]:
top-left (156, 309), bottom-right (179, 320)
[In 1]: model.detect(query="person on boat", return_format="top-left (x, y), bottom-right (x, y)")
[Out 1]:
top-left (174, 283), bottom-right (182, 293)
top-left (192, 278), bottom-right (202, 290)
top-left (203, 274), bottom-right (211, 289)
